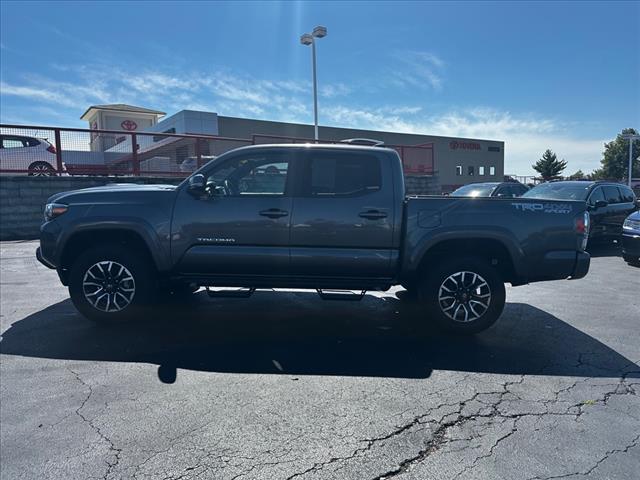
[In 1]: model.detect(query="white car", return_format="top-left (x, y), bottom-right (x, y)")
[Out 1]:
top-left (0, 135), bottom-right (59, 175)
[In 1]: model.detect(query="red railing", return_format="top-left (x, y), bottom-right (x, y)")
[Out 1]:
top-left (0, 124), bottom-right (435, 177)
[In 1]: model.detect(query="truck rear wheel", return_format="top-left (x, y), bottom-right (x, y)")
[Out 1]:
top-left (418, 257), bottom-right (505, 334)
top-left (68, 245), bottom-right (154, 323)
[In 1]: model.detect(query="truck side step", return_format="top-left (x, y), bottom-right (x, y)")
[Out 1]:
top-left (316, 289), bottom-right (367, 301)
top-left (206, 287), bottom-right (256, 298)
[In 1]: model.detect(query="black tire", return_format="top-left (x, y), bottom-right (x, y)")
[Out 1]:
top-left (68, 245), bottom-right (154, 323)
top-left (418, 257), bottom-right (506, 334)
top-left (28, 161), bottom-right (56, 176)
top-left (622, 254), bottom-right (640, 267)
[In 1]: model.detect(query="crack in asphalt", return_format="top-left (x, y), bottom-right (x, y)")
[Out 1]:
top-left (64, 366), bottom-right (638, 480)
top-left (68, 367), bottom-right (122, 480)
top-left (278, 372), bottom-right (639, 480)
top-left (525, 433), bottom-right (640, 480)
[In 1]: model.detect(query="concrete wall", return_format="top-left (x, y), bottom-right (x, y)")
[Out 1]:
top-left (0, 176), bottom-right (183, 241)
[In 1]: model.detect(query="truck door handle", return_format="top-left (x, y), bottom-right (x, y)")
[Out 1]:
top-left (259, 208), bottom-right (289, 218)
top-left (359, 210), bottom-right (387, 220)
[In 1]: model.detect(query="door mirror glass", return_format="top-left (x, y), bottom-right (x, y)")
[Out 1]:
top-left (187, 174), bottom-right (206, 195)
top-left (594, 199), bottom-right (608, 209)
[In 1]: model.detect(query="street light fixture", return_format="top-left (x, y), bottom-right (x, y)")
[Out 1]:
top-left (300, 25), bottom-right (327, 141)
top-left (621, 133), bottom-right (640, 187)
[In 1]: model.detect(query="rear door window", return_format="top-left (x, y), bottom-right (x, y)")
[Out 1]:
top-left (1, 137), bottom-right (26, 148)
top-left (603, 185), bottom-right (622, 204)
top-left (618, 186), bottom-right (636, 203)
top-left (304, 152), bottom-right (382, 197)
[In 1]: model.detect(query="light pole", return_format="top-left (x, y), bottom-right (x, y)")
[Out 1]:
top-left (300, 25), bottom-right (327, 141)
top-left (621, 133), bottom-right (640, 187)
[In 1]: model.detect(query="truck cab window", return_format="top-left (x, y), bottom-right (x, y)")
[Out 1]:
top-left (206, 154), bottom-right (289, 196)
top-left (305, 153), bottom-right (381, 196)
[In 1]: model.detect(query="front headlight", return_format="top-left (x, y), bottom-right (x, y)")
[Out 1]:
top-left (623, 218), bottom-right (640, 231)
top-left (44, 203), bottom-right (68, 221)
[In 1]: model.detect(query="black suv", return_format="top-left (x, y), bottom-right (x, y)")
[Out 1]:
top-left (523, 181), bottom-right (638, 240)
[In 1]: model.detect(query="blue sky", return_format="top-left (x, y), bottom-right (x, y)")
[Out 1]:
top-left (1, 0), bottom-right (638, 175)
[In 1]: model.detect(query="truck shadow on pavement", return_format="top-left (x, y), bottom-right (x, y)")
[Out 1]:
top-left (1, 291), bottom-right (638, 384)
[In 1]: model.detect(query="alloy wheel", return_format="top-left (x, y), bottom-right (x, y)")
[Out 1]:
top-left (82, 261), bottom-right (136, 312)
top-left (30, 164), bottom-right (54, 176)
top-left (438, 271), bottom-right (491, 323)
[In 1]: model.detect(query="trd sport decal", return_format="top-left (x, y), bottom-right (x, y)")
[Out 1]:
top-left (511, 203), bottom-right (572, 214)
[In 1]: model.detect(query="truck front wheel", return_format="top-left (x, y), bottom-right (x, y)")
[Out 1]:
top-left (68, 245), bottom-right (154, 323)
top-left (418, 257), bottom-right (505, 334)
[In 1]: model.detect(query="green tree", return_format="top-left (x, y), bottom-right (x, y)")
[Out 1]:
top-left (567, 169), bottom-right (586, 180)
top-left (533, 149), bottom-right (567, 181)
top-left (592, 128), bottom-right (640, 180)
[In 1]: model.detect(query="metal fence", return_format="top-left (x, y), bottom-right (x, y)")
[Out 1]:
top-left (0, 124), bottom-right (435, 177)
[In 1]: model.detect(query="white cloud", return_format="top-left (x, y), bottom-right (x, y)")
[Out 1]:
top-left (392, 51), bottom-right (445, 90)
top-left (320, 83), bottom-right (352, 98)
top-left (0, 64), bottom-right (607, 175)
top-left (323, 105), bottom-right (606, 175)
top-left (0, 82), bottom-right (82, 108)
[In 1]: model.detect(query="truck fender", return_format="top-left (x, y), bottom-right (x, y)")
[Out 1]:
top-left (56, 217), bottom-right (171, 272)
top-left (404, 229), bottom-right (527, 280)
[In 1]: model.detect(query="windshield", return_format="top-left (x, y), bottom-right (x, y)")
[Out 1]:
top-left (450, 183), bottom-right (498, 197)
top-left (523, 183), bottom-right (591, 200)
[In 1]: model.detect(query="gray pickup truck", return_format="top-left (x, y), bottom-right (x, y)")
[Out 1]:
top-left (37, 144), bottom-right (590, 333)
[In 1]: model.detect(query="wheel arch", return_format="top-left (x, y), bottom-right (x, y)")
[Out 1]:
top-left (27, 160), bottom-right (56, 171)
top-left (411, 236), bottom-right (524, 285)
top-left (59, 227), bottom-right (163, 273)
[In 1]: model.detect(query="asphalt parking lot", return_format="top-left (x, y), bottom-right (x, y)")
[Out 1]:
top-left (1, 240), bottom-right (639, 480)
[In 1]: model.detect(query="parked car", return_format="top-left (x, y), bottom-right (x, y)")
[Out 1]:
top-left (449, 182), bottom-right (529, 198)
top-left (0, 135), bottom-right (58, 176)
top-left (37, 144), bottom-right (590, 334)
top-left (621, 211), bottom-right (640, 266)
top-left (523, 181), bottom-right (638, 241)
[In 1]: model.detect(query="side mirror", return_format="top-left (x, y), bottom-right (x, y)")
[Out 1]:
top-left (594, 200), bottom-right (608, 209)
top-left (187, 174), bottom-right (206, 196)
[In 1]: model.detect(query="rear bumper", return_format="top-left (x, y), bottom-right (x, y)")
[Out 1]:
top-left (570, 251), bottom-right (590, 280)
top-left (526, 250), bottom-right (590, 283)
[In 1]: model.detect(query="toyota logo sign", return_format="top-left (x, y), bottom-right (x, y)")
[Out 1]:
top-left (121, 120), bottom-right (138, 131)
top-left (449, 140), bottom-right (481, 150)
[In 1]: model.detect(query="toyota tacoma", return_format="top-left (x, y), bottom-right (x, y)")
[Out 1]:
top-left (37, 144), bottom-right (591, 333)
